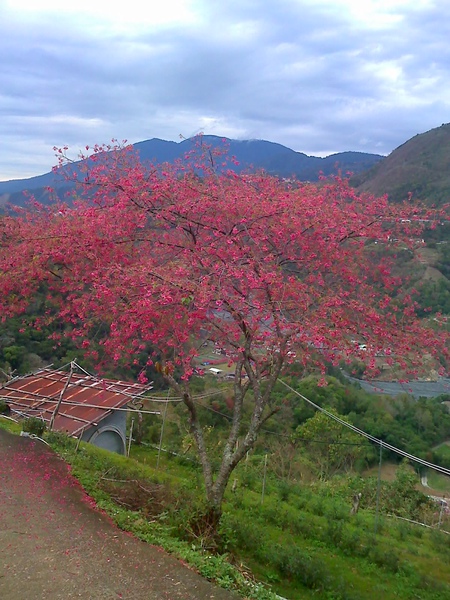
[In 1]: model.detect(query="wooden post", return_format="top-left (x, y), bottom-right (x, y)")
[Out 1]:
top-left (75, 427), bottom-right (84, 452)
top-left (49, 361), bottom-right (75, 431)
top-left (374, 441), bottom-right (383, 536)
top-left (127, 418), bottom-right (134, 457)
top-left (438, 496), bottom-right (446, 529)
top-left (156, 391), bottom-right (169, 469)
top-left (261, 453), bottom-right (268, 505)
top-left (351, 492), bottom-right (362, 515)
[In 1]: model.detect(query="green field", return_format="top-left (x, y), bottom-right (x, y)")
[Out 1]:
top-left (427, 469), bottom-right (450, 493)
top-left (4, 404), bottom-right (450, 600)
top-left (4, 418), bottom-right (448, 600)
top-left (433, 442), bottom-right (450, 460)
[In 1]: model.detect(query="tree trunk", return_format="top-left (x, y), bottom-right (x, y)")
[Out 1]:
top-left (167, 364), bottom-right (281, 536)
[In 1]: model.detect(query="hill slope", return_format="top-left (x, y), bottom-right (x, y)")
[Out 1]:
top-left (353, 123), bottom-right (450, 206)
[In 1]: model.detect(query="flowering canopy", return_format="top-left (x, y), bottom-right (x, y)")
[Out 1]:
top-left (1, 142), bottom-right (447, 379)
top-left (0, 140), bottom-right (448, 512)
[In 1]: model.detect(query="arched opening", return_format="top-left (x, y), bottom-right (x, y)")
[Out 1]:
top-left (88, 426), bottom-right (126, 454)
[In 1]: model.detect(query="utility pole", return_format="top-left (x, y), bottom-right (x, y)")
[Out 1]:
top-left (374, 441), bottom-right (383, 536)
top-left (157, 390), bottom-right (170, 469)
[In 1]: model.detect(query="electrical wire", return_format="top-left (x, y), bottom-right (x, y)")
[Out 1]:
top-left (191, 397), bottom-right (372, 446)
top-left (279, 378), bottom-right (450, 477)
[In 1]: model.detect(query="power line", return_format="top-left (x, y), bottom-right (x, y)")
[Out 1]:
top-left (144, 388), bottom-right (229, 402)
top-left (279, 378), bottom-right (450, 477)
top-left (191, 397), bottom-right (371, 446)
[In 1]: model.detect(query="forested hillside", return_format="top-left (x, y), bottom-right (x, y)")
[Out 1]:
top-left (353, 123), bottom-right (450, 207)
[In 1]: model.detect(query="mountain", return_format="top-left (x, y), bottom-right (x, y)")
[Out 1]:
top-left (0, 136), bottom-right (382, 207)
top-left (352, 123), bottom-right (450, 206)
top-left (137, 136), bottom-right (382, 179)
top-left (4, 125), bottom-right (450, 209)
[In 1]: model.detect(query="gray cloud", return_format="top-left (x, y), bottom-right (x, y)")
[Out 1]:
top-left (1, 0), bottom-right (450, 179)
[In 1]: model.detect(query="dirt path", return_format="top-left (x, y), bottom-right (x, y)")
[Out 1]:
top-left (0, 429), bottom-right (238, 599)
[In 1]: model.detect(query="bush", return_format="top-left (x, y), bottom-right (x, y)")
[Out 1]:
top-left (325, 519), bottom-right (344, 546)
top-left (368, 546), bottom-right (401, 573)
top-left (277, 479), bottom-right (294, 501)
top-left (291, 512), bottom-right (318, 539)
top-left (268, 544), bottom-right (331, 590)
top-left (0, 399), bottom-right (10, 414)
top-left (22, 416), bottom-right (46, 436)
top-left (46, 430), bottom-right (76, 449)
top-left (339, 528), bottom-right (367, 556)
top-left (240, 468), bottom-right (259, 490)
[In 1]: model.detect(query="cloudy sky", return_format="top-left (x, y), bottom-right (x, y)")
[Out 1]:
top-left (1, 0), bottom-right (449, 180)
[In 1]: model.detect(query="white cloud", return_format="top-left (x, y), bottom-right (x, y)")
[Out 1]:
top-left (4, 0), bottom-right (200, 32)
top-left (1, 0), bottom-right (450, 178)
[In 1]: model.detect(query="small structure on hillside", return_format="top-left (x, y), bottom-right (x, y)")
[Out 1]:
top-left (208, 367), bottom-right (223, 376)
top-left (0, 362), bottom-right (153, 454)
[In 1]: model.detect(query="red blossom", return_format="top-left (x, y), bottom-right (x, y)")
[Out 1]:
top-left (0, 140), bottom-right (448, 509)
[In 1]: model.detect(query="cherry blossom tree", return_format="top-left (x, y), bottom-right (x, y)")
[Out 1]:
top-left (0, 140), bottom-right (448, 521)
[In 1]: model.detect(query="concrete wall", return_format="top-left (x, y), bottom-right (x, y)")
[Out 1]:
top-left (81, 410), bottom-right (127, 454)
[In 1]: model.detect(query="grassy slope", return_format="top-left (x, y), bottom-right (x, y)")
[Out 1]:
top-left (353, 123), bottom-right (450, 206)
top-left (3, 417), bottom-right (450, 600)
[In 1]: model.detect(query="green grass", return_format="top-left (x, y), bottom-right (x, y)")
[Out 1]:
top-left (434, 442), bottom-right (450, 458)
top-left (59, 439), bottom-right (450, 599)
top-left (3, 418), bottom-right (450, 600)
top-left (426, 469), bottom-right (450, 493)
top-left (0, 415), bottom-right (22, 434)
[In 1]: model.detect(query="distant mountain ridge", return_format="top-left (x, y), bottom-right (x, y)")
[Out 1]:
top-left (4, 126), bottom-right (450, 209)
top-left (134, 136), bottom-right (382, 179)
top-left (0, 135), bottom-right (382, 207)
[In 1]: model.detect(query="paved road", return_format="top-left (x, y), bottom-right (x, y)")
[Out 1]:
top-left (345, 376), bottom-right (450, 399)
top-left (421, 474), bottom-right (430, 488)
top-left (0, 428), bottom-right (238, 600)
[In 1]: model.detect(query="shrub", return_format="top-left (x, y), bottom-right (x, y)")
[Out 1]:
top-left (339, 528), bottom-right (365, 556)
top-left (325, 519), bottom-right (344, 546)
top-left (229, 516), bottom-right (265, 553)
top-left (240, 468), bottom-right (259, 490)
top-left (22, 416), bottom-right (46, 436)
top-left (269, 545), bottom-right (331, 590)
top-left (430, 529), bottom-right (450, 556)
top-left (290, 512), bottom-right (318, 539)
top-left (277, 479), bottom-right (293, 501)
top-left (46, 430), bottom-right (75, 449)
top-left (0, 399), bottom-right (10, 414)
top-left (368, 546), bottom-right (401, 573)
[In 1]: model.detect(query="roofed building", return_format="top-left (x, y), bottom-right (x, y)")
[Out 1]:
top-left (0, 362), bottom-right (153, 454)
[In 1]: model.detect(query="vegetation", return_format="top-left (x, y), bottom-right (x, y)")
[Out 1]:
top-left (1, 140), bottom-right (448, 531)
top-left (22, 416), bottom-right (46, 437)
top-left (431, 441), bottom-right (450, 472)
top-left (0, 311), bottom-right (83, 377)
top-left (0, 399), bottom-right (10, 414)
top-left (353, 122), bottom-right (450, 206)
top-left (2, 414), bottom-right (450, 600)
top-left (1, 131), bottom-right (449, 597)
